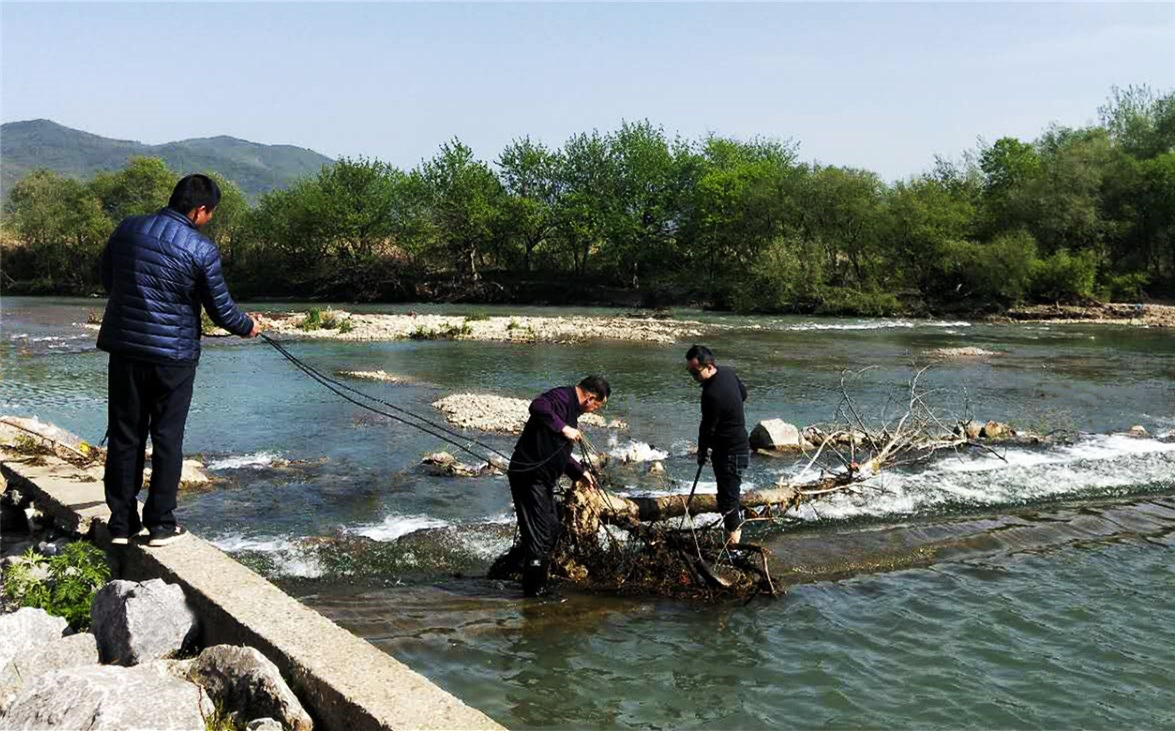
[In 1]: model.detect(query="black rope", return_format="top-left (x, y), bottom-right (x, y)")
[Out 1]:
top-left (259, 333), bottom-right (570, 473)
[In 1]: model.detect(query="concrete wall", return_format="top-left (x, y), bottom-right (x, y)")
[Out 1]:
top-left (0, 453), bottom-right (504, 731)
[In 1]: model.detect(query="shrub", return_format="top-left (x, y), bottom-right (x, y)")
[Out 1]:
top-left (1102, 271), bottom-right (1149, 301)
top-left (813, 288), bottom-right (901, 316)
top-left (465, 311), bottom-right (490, 322)
top-left (408, 321), bottom-right (471, 340)
top-left (298, 307), bottom-right (324, 331)
top-left (3, 541), bottom-right (111, 629)
top-left (299, 307), bottom-right (351, 332)
top-left (729, 235), bottom-right (827, 313)
top-left (1029, 248), bottom-right (1099, 302)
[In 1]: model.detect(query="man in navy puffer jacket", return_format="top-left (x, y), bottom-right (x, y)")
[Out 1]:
top-left (98, 174), bottom-right (259, 547)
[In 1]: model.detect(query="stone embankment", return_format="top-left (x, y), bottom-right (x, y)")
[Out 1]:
top-left (0, 422), bottom-right (504, 731)
top-left (0, 417), bottom-right (211, 490)
top-left (258, 310), bottom-right (703, 343)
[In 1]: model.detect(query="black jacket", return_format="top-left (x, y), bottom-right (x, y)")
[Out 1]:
top-left (698, 366), bottom-right (749, 455)
top-left (98, 208), bottom-right (253, 364)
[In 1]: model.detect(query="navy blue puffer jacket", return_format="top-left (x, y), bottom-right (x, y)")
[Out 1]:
top-left (97, 208), bottom-right (253, 364)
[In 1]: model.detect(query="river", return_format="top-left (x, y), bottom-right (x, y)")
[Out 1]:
top-left (2, 297), bottom-right (1173, 729)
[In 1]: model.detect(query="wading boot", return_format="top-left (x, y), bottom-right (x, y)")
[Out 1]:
top-left (522, 558), bottom-right (550, 598)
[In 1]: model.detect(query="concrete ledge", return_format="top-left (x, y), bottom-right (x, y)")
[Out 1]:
top-left (1, 454), bottom-right (505, 731)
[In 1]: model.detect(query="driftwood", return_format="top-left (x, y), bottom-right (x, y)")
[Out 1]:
top-left (490, 367), bottom-right (1052, 600)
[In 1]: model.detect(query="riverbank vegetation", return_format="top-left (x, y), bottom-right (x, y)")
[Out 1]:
top-left (3, 86), bottom-right (1172, 315)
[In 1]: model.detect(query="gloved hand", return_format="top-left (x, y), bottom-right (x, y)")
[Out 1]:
top-left (697, 450), bottom-right (707, 467)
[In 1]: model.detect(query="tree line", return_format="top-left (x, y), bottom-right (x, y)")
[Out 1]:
top-left (3, 85), bottom-right (1172, 314)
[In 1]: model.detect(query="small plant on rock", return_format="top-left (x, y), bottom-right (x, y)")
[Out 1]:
top-left (2, 541), bottom-right (111, 629)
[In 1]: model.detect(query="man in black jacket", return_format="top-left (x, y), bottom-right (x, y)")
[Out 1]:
top-left (98, 174), bottom-right (259, 547)
top-left (685, 344), bottom-right (750, 545)
top-left (508, 376), bottom-right (609, 596)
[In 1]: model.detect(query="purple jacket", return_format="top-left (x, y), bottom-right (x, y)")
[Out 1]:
top-left (509, 386), bottom-right (587, 484)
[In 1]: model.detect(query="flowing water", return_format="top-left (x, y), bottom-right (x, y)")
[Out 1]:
top-left (2, 297), bottom-right (1174, 729)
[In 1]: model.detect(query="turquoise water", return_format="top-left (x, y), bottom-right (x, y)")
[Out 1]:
top-left (3, 297), bottom-right (1174, 729)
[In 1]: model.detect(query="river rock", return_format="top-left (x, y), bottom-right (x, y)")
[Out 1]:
top-left (246, 720), bottom-right (284, 731)
top-left (958, 419), bottom-right (984, 440)
top-left (91, 579), bottom-right (197, 665)
top-left (0, 632), bottom-right (99, 713)
top-left (980, 420), bottom-right (1012, 439)
top-left (1127, 425), bottom-right (1148, 437)
top-left (0, 608), bottom-right (69, 673)
top-left (185, 645), bottom-right (313, 731)
top-left (0, 663), bottom-right (212, 730)
top-left (749, 419), bottom-right (806, 451)
top-left (420, 451), bottom-right (499, 477)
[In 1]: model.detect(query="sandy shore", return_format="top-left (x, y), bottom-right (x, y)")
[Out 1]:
top-left (257, 311), bottom-right (703, 344)
top-left (999, 303), bottom-right (1175, 328)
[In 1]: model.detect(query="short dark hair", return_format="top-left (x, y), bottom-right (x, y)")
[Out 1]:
top-left (685, 344), bottom-right (715, 366)
top-left (578, 375), bottom-right (611, 401)
top-left (168, 174), bottom-right (221, 214)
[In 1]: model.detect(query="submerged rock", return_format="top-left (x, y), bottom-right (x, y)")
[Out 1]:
top-left (421, 451), bottom-right (502, 477)
top-left (929, 346), bottom-right (1000, 357)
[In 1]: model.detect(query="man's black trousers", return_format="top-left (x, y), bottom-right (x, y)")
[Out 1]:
top-left (104, 354), bottom-right (196, 538)
top-left (508, 472), bottom-right (559, 594)
top-left (712, 449), bottom-right (750, 533)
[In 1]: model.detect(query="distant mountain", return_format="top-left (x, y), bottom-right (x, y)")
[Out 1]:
top-left (0, 119), bottom-right (334, 200)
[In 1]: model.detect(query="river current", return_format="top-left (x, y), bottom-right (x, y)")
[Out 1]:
top-left (2, 297), bottom-right (1173, 729)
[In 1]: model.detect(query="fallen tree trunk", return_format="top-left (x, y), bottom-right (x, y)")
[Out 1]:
top-left (491, 367), bottom-right (1059, 600)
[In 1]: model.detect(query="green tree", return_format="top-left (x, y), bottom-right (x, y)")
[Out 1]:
top-left (606, 120), bottom-right (683, 287)
top-left (555, 130), bottom-right (618, 276)
top-left (2, 169), bottom-right (111, 289)
top-left (421, 140), bottom-right (505, 281)
top-left (242, 158), bottom-right (415, 299)
top-left (89, 156), bottom-right (176, 222)
top-left (1098, 84), bottom-right (1175, 160)
top-left (688, 135), bottom-right (797, 294)
top-left (498, 137), bottom-right (562, 272)
top-left (202, 173), bottom-right (251, 271)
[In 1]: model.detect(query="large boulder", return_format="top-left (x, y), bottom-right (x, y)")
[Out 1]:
top-left (185, 645), bottom-right (313, 731)
top-left (749, 419), bottom-right (807, 451)
top-left (91, 579), bottom-right (197, 665)
top-left (0, 608), bottom-right (69, 673)
top-left (0, 663), bottom-right (212, 730)
top-left (0, 633), bottom-right (99, 713)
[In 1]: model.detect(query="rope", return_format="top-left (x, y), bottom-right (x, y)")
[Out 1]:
top-left (259, 333), bottom-right (570, 473)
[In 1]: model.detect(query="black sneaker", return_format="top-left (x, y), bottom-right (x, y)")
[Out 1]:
top-left (110, 528), bottom-right (149, 546)
top-left (147, 525), bottom-right (189, 547)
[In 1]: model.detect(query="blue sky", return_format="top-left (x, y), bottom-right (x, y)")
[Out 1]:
top-left (3, 2), bottom-right (1173, 181)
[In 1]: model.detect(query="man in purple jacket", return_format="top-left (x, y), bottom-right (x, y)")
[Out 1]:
top-left (98, 174), bottom-right (259, 547)
top-left (508, 375), bottom-right (610, 596)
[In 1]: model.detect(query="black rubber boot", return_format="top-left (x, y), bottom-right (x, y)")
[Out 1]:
top-left (522, 558), bottom-right (550, 597)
